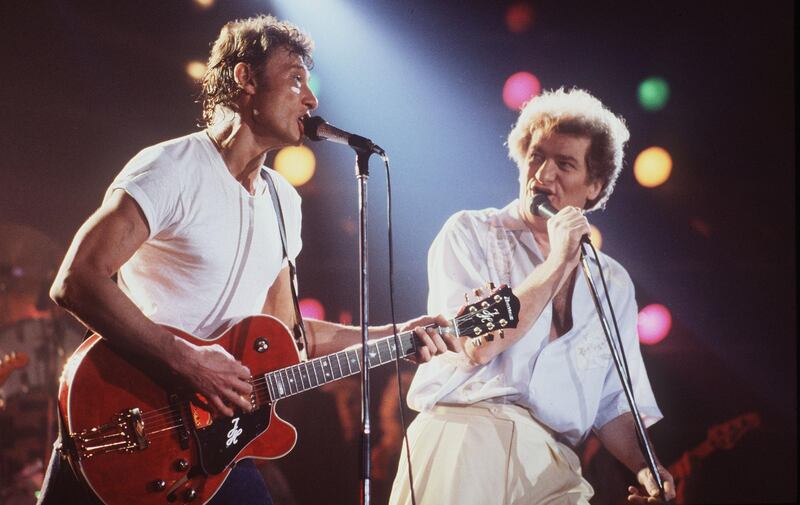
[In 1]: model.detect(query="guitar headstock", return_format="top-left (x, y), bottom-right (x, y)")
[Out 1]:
top-left (0, 352), bottom-right (30, 387)
top-left (455, 284), bottom-right (520, 341)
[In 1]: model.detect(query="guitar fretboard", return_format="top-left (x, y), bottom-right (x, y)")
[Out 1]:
top-left (263, 328), bottom-right (422, 401)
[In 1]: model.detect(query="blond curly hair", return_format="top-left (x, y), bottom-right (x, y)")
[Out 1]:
top-left (507, 88), bottom-right (630, 211)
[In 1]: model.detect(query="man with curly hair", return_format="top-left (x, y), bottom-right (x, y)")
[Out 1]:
top-left (39, 14), bottom-right (453, 505)
top-left (389, 88), bottom-right (676, 505)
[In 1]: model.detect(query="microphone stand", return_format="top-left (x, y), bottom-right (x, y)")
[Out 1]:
top-left (354, 147), bottom-right (374, 505)
top-left (577, 241), bottom-right (667, 499)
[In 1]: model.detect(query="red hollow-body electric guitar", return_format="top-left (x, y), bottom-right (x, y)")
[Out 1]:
top-left (58, 286), bottom-right (520, 504)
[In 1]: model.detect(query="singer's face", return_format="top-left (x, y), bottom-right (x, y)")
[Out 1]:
top-left (249, 46), bottom-right (318, 147)
top-left (519, 132), bottom-right (602, 225)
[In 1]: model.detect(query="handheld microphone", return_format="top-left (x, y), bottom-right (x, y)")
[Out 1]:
top-left (302, 116), bottom-right (385, 156)
top-left (530, 192), bottom-right (557, 219)
top-left (530, 192), bottom-right (591, 244)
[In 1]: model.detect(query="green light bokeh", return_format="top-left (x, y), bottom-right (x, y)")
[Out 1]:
top-left (638, 77), bottom-right (670, 111)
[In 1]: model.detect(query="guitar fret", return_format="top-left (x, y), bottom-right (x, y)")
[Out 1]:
top-left (282, 369), bottom-right (295, 395)
top-left (346, 349), bottom-right (360, 372)
top-left (265, 373), bottom-right (275, 400)
top-left (367, 345), bottom-right (378, 369)
top-left (339, 351), bottom-right (351, 376)
top-left (273, 373), bottom-right (283, 399)
top-left (268, 373), bottom-right (277, 399)
top-left (291, 366), bottom-right (302, 392)
top-left (278, 373), bottom-right (289, 398)
top-left (313, 359), bottom-right (326, 385)
top-left (321, 357), bottom-right (333, 382)
top-left (376, 339), bottom-right (390, 364)
top-left (330, 353), bottom-right (343, 378)
top-left (306, 361), bottom-right (319, 387)
top-left (298, 363), bottom-right (310, 390)
top-left (401, 333), bottom-right (415, 357)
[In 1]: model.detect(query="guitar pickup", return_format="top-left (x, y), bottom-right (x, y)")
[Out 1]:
top-left (170, 393), bottom-right (192, 450)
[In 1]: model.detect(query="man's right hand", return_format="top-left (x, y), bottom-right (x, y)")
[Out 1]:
top-left (172, 338), bottom-right (253, 417)
top-left (546, 205), bottom-right (591, 266)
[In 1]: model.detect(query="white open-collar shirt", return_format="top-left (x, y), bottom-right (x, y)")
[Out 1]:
top-left (407, 201), bottom-right (662, 446)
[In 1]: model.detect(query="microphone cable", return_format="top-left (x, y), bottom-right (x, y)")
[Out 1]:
top-left (582, 239), bottom-right (634, 391)
top-left (582, 238), bottom-right (666, 496)
top-left (381, 153), bottom-right (419, 505)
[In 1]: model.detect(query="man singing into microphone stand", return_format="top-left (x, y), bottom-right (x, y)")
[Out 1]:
top-left (389, 88), bottom-right (675, 505)
top-left (39, 14), bottom-right (455, 505)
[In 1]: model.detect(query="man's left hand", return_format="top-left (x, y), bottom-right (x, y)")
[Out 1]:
top-left (627, 464), bottom-right (676, 503)
top-left (400, 314), bottom-right (461, 363)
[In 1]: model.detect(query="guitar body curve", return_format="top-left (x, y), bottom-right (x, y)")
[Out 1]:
top-left (59, 315), bottom-right (301, 505)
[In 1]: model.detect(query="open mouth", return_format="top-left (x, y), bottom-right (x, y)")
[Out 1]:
top-left (531, 185), bottom-right (553, 197)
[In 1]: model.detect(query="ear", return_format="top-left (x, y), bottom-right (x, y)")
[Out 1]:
top-left (233, 62), bottom-right (257, 96)
top-left (586, 178), bottom-right (603, 202)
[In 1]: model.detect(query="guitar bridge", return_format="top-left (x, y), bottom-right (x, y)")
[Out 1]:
top-left (69, 407), bottom-right (149, 460)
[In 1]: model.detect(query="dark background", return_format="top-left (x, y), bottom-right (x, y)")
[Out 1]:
top-left (0, 1), bottom-right (795, 504)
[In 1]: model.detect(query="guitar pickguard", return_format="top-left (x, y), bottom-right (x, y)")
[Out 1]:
top-left (194, 406), bottom-right (271, 475)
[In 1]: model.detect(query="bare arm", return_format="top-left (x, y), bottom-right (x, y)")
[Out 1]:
top-left (50, 189), bottom-right (252, 416)
top-left (596, 413), bottom-right (676, 503)
top-left (262, 266), bottom-right (454, 360)
top-left (462, 206), bottom-right (587, 364)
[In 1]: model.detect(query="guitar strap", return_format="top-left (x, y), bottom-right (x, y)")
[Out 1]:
top-left (263, 169), bottom-right (310, 360)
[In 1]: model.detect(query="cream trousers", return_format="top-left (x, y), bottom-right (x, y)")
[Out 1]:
top-left (388, 403), bottom-right (593, 505)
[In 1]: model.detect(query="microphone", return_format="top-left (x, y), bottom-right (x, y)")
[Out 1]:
top-left (530, 192), bottom-right (557, 219)
top-left (302, 116), bottom-right (385, 156)
top-left (530, 192), bottom-right (591, 244)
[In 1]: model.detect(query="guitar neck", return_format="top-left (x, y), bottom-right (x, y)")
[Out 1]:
top-left (262, 323), bottom-right (443, 401)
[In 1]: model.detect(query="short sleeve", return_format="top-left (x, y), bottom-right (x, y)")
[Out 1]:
top-left (427, 211), bottom-right (491, 317)
top-left (105, 146), bottom-right (185, 239)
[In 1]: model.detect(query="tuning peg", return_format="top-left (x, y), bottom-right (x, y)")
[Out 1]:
top-left (486, 281), bottom-right (496, 291)
top-left (498, 329), bottom-right (505, 339)
top-left (464, 292), bottom-right (470, 303)
top-left (473, 287), bottom-right (483, 298)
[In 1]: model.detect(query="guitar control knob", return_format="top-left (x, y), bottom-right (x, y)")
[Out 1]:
top-left (184, 488), bottom-right (197, 501)
top-left (254, 337), bottom-right (269, 353)
top-left (175, 458), bottom-right (189, 471)
top-left (151, 479), bottom-right (167, 491)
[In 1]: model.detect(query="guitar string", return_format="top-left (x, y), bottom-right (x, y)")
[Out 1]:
top-left (105, 302), bottom-right (508, 439)
top-left (137, 307), bottom-right (496, 428)
top-left (139, 313), bottom-right (493, 428)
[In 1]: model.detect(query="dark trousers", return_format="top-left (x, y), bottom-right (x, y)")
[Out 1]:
top-left (37, 441), bottom-right (274, 505)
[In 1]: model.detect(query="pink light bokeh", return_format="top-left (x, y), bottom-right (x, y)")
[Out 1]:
top-left (637, 303), bottom-right (672, 345)
top-left (502, 71), bottom-right (541, 110)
